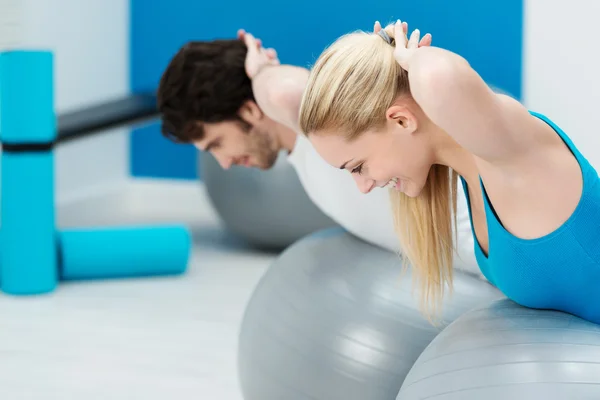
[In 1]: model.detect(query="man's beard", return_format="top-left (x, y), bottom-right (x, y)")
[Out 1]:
top-left (246, 129), bottom-right (279, 170)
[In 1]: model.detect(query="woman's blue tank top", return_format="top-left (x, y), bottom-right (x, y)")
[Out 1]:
top-left (460, 111), bottom-right (600, 324)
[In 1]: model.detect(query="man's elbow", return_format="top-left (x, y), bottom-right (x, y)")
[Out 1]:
top-left (267, 79), bottom-right (305, 122)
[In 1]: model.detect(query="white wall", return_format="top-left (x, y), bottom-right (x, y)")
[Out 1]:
top-left (523, 0), bottom-right (600, 169)
top-left (20, 0), bottom-right (130, 113)
top-left (0, 0), bottom-right (131, 203)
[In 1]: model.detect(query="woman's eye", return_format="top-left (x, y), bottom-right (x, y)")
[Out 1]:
top-left (351, 164), bottom-right (363, 175)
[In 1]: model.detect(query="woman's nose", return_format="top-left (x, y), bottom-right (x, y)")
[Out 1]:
top-left (354, 175), bottom-right (375, 194)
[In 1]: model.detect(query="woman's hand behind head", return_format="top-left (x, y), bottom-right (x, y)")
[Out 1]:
top-left (373, 20), bottom-right (432, 48)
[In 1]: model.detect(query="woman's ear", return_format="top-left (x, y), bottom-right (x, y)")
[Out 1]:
top-left (386, 104), bottom-right (418, 134)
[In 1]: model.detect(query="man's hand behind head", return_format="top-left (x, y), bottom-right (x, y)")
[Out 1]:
top-left (237, 29), bottom-right (280, 79)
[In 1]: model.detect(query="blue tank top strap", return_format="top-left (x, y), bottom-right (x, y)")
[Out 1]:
top-left (478, 111), bottom-right (583, 232)
top-left (458, 176), bottom-right (496, 282)
top-left (459, 174), bottom-right (505, 237)
top-left (529, 111), bottom-right (587, 170)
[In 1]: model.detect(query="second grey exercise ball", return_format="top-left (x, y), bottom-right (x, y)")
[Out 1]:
top-left (200, 151), bottom-right (338, 250)
top-left (397, 298), bottom-right (600, 399)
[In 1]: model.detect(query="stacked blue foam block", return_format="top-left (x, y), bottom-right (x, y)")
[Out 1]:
top-left (0, 50), bottom-right (191, 295)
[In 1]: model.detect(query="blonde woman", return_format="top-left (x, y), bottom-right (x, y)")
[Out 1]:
top-left (299, 20), bottom-right (600, 324)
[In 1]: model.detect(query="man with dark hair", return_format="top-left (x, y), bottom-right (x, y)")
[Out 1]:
top-left (157, 32), bottom-right (300, 170)
top-left (156, 27), bottom-right (484, 280)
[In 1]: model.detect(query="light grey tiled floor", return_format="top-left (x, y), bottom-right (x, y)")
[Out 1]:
top-left (0, 179), bottom-right (276, 400)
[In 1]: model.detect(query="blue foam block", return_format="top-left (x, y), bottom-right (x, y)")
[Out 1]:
top-left (0, 151), bottom-right (57, 294)
top-left (59, 225), bottom-right (191, 280)
top-left (0, 50), bottom-right (55, 143)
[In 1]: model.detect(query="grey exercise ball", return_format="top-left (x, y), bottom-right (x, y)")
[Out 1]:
top-left (238, 228), bottom-right (504, 400)
top-left (200, 151), bottom-right (338, 250)
top-left (397, 298), bottom-right (600, 399)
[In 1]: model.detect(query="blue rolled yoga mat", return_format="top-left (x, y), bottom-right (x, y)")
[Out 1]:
top-left (1, 152), bottom-right (57, 294)
top-left (0, 51), bottom-right (55, 144)
top-left (59, 225), bottom-right (192, 280)
top-left (0, 50), bottom-right (58, 294)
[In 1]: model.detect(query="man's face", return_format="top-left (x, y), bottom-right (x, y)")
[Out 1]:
top-left (194, 119), bottom-right (280, 170)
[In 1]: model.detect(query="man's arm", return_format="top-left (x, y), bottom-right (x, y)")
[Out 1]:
top-left (238, 29), bottom-right (308, 132)
top-left (251, 65), bottom-right (309, 132)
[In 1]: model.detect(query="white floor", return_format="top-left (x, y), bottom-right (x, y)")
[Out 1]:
top-left (0, 179), bottom-right (277, 400)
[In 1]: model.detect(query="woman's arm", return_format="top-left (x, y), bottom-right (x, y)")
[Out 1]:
top-left (395, 22), bottom-right (537, 163)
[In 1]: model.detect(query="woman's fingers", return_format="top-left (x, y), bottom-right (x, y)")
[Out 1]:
top-left (394, 20), bottom-right (407, 47)
top-left (419, 33), bottom-right (432, 47)
top-left (377, 19), bottom-right (429, 47)
top-left (374, 20), bottom-right (382, 33)
top-left (408, 28), bottom-right (421, 48)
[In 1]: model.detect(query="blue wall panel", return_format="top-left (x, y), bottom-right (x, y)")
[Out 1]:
top-left (129, 122), bottom-right (198, 179)
top-left (130, 0), bottom-right (523, 179)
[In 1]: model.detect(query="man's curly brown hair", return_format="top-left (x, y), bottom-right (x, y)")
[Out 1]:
top-left (157, 39), bottom-right (255, 143)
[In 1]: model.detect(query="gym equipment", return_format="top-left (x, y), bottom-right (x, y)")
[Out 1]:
top-left (397, 298), bottom-right (600, 399)
top-left (0, 50), bottom-right (191, 295)
top-left (59, 225), bottom-right (190, 280)
top-left (200, 151), bottom-right (338, 250)
top-left (237, 227), bottom-right (504, 400)
top-left (0, 51), bottom-right (58, 293)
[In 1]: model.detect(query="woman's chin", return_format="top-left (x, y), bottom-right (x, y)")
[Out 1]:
top-left (400, 183), bottom-right (422, 198)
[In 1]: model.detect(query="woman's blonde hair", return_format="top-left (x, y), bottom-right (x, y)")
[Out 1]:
top-left (299, 29), bottom-right (458, 320)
